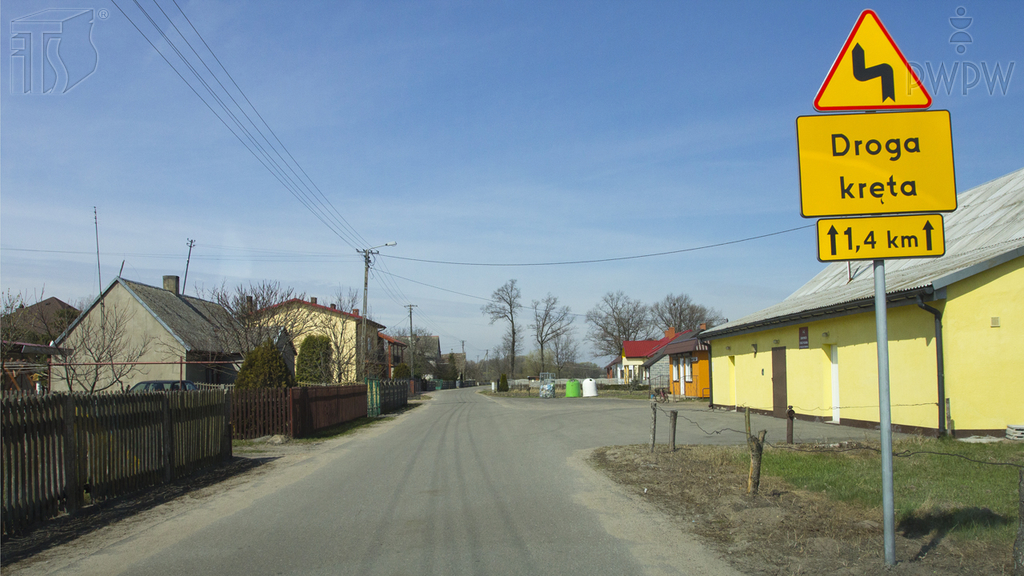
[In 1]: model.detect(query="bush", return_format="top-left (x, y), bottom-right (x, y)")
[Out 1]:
top-left (235, 339), bottom-right (295, 389)
top-left (392, 363), bottom-right (411, 378)
top-left (296, 334), bottom-right (332, 383)
top-left (498, 373), bottom-right (509, 392)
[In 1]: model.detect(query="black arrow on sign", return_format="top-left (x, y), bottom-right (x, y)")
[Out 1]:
top-left (827, 225), bottom-right (838, 256)
top-left (923, 220), bottom-right (934, 250)
top-left (852, 43), bottom-right (895, 102)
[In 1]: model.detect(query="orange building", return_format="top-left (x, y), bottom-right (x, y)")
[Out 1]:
top-left (643, 332), bottom-right (710, 399)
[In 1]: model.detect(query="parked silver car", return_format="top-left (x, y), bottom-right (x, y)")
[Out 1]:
top-left (128, 380), bottom-right (197, 392)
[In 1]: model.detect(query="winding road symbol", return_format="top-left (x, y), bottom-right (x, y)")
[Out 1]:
top-left (813, 10), bottom-right (931, 111)
top-left (851, 44), bottom-right (895, 102)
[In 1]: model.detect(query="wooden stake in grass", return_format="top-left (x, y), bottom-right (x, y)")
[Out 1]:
top-left (649, 401), bottom-right (657, 453)
top-left (745, 407), bottom-right (767, 495)
top-left (669, 410), bottom-right (678, 452)
top-left (1014, 468), bottom-right (1023, 576)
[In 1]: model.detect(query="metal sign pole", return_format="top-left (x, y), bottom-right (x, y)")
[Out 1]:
top-left (874, 258), bottom-right (896, 565)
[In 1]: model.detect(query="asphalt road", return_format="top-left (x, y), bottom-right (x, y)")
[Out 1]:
top-left (8, 388), bottom-right (887, 576)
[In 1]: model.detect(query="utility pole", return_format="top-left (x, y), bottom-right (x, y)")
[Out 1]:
top-left (357, 242), bottom-right (396, 381)
top-left (461, 340), bottom-right (466, 380)
top-left (405, 304), bottom-right (418, 379)
top-left (182, 238), bottom-right (195, 295)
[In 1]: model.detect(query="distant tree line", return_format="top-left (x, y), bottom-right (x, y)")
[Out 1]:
top-left (481, 280), bottom-right (725, 376)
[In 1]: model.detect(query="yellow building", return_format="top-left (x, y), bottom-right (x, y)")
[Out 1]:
top-left (702, 167), bottom-right (1024, 437)
top-left (261, 298), bottom-right (384, 383)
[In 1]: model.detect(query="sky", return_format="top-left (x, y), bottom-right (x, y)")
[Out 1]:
top-left (2, 1), bottom-right (1022, 367)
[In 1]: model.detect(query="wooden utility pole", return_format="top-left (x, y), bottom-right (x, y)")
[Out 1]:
top-left (406, 304), bottom-right (417, 378)
top-left (357, 242), bottom-right (396, 381)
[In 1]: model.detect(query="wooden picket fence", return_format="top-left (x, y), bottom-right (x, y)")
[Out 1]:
top-left (230, 388), bottom-right (290, 439)
top-left (1, 390), bottom-right (231, 537)
top-left (230, 385), bottom-right (369, 440)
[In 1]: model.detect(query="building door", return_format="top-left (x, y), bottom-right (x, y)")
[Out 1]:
top-left (772, 347), bottom-right (788, 418)
top-left (683, 357), bottom-right (697, 397)
top-left (670, 358), bottom-right (681, 396)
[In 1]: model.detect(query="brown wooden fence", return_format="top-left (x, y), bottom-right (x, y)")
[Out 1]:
top-left (230, 388), bottom-right (289, 439)
top-left (230, 385), bottom-right (368, 440)
top-left (289, 385), bottom-right (367, 438)
top-left (1, 390), bottom-right (231, 537)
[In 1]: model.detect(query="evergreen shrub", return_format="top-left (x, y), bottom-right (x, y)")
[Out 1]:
top-left (235, 339), bottom-right (295, 389)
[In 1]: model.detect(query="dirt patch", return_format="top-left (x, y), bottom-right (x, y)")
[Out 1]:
top-left (590, 444), bottom-right (1013, 576)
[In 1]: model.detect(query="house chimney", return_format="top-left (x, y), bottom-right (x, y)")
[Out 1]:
top-left (352, 308), bottom-right (359, 317)
top-left (699, 323), bottom-right (707, 331)
top-left (163, 275), bottom-right (180, 295)
top-left (310, 297), bottom-right (318, 305)
top-left (330, 303), bottom-right (336, 309)
top-left (664, 327), bottom-right (676, 339)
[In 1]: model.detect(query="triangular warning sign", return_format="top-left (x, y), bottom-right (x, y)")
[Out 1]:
top-left (814, 10), bottom-right (931, 111)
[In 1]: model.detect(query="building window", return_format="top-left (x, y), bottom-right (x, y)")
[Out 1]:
top-left (684, 356), bottom-right (693, 383)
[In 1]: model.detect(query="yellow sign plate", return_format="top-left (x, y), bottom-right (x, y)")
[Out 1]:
top-left (814, 9), bottom-right (931, 111)
top-left (797, 110), bottom-right (956, 218)
top-left (816, 214), bottom-right (945, 261)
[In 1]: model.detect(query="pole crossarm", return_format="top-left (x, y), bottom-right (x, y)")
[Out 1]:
top-left (357, 242), bottom-right (396, 381)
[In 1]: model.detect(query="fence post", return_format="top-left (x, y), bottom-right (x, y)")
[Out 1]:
top-left (222, 390), bottom-right (232, 461)
top-left (745, 407), bottom-right (767, 495)
top-left (1014, 468), bottom-right (1023, 576)
top-left (669, 410), bottom-right (678, 452)
top-left (63, 394), bottom-right (79, 513)
top-left (288, 388), bottom-right (296, 438)
top-left (162, 395), bottom-right (174, 483)
top-left (786, 405), bottom-right (795, 444)
top-left (649, 402), bottom-right (657, 453)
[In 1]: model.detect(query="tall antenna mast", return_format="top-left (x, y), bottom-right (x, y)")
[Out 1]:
top-left (183, 238), bottom-right (196, 295)
top-left (93, 207), bottom-right (103, 292)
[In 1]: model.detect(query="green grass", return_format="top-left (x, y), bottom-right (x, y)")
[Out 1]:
top-left (757, 436), bottom-right (1024, 543)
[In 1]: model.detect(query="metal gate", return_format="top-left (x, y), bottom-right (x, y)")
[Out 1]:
top-left (366, 378), bottom-right (381, 417)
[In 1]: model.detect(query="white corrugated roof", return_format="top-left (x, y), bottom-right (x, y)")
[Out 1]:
top-left (705, 166), bottom-right (1024, 337)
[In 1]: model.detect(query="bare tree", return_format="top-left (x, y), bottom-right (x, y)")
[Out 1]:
top-left (498, 324), bottom-right (523, 378)
top-left (389, 326), bottom-right (435, 378)
top-left (482, 279), bottom-right (523, 377)
top-left (1, 290), bottom-right (28, 384)
top-left (585, 291), bottom-right (654, 358)
top-left (531, 294), bottom-right (573, 375)
top-left (325, 318), bottom-right (358, 383)
top-left (550, 329), bottom-right (580, 378)
top-left (650, 293), bottom-right (725, 333)
top-left (57, 303), bottom-right (152, 393)
top-left (333, 287), bottom-right (360, 313)
top-left (203, 281), bottom-right (311, 356)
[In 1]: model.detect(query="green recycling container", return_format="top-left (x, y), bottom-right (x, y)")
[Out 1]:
top-left (565, 379), bottom-right (582, 398)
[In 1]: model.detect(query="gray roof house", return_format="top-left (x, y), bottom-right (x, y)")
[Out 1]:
top-left (53, 275), bottom-right (244, 392)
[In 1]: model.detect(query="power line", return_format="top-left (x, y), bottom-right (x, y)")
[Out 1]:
top-left (374, 269), bottom-right (490, 302)
top-left (111, 0), bottom-right (370, 252)
top-left (379, 225), bottom-right (815, 267)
